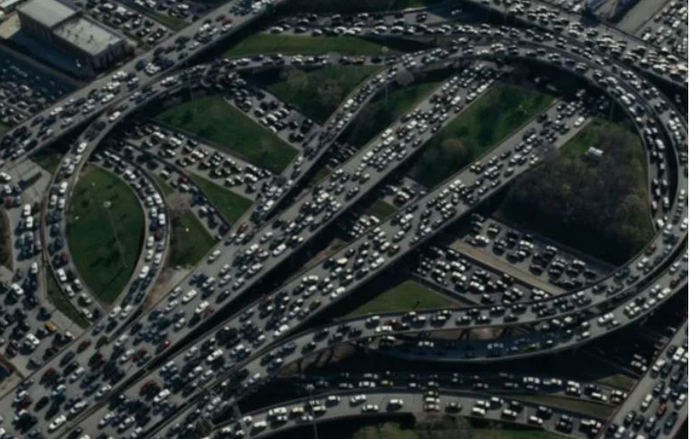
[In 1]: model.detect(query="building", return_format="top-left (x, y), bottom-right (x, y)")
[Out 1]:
top-left (0, 0), bottom-right (25, 13)
top-left (17, 0), bottom-right (128, 73)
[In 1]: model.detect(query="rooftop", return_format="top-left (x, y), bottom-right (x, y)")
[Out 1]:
top-left (17, 0), bottom-right (77, 28)
top-left (53, 17), bottom-right (123, 56)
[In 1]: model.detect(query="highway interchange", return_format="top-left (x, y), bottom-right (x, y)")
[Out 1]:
top-left (0, 0), bottom-right (686, 439)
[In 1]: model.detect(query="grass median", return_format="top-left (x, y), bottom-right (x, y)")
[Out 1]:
top-left (289, 0), bottom-right (443, 12)
top-left (506, 394), bottom-right (615, 419)
top-left (154, 174), bottom-right (217, 268)
top-left (224, 34), bottom-right (402, 58)
top-left (148, 11), bottom-right (187, 31)
top-left (169, 210), bottom-right (216, 267)
top-left (254, 65), bottom-right (381, 124)
top-left (189, 174), bottom-right (252, 225)
top-left (362, 199), bottom-right (397, 221)
top-left (349, 280), bottom-right (456, 316)
top-left (31, 145), bottom-right (64, 174)
top-left (67, 166), bottom-right (145, 304)
top-left (155, 95), bottom-right (297, 173)
top-left (408, 83), bottom-right (554, 188)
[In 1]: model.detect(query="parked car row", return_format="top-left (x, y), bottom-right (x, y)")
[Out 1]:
top-left (464, 213), bottom-right (607, 291)
top-left (85, 0), bottom-right (170, 46)
top-left (0, 58), bottom-right (72, 127)
top-left (415, 245), bottom-right (547, 305)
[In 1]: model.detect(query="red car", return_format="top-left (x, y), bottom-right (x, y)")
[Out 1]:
top-left (77, 339), bottom-right (91, 352)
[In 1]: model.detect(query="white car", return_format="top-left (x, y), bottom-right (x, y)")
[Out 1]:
top-left (48, 415), bottom-right (67, 432)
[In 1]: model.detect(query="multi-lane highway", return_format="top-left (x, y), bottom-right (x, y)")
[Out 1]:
top-left (0, 1), bottom-right (686, 439)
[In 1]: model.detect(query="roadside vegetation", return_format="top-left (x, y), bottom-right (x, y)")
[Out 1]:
top-left (253, 65), bottom-right (381, 124)
top-left (288, 0), bottom-right (444, 13)
top-left (495, 118), bottom-right (653, 265)
top-left (318, 419), bottom-right (560, 439)
top-left (31, 145), bottom-right (64, 174)
top-left (152, 174), bottom-right (174, 196)
top-left (155, 176), bottom-right (217, 268)
top-left (507, 394), bottom-right (614, 419)
top-left (45, 267), bottom-right (90, 329)
top-left (67, 166), bottom-right (145, 303)
top-left (362, 198), bottom-right (397, 221)
top-left (189, 174), bottom-right (253, 225)
top-left (306, 167), bottom-right (331, 187)
top-left (349, 280), bottom-right (456, 316)
top-left (168, 210), bottom-right (217, 267)
top-left (148, 12), bottom-right (187, 31)
top-left (224, 34), bottom-right (401, 58)
top-left (155, 95), bottom-right (297, 173)
top-left (597, 373), bottom-right (637, 390)
top-left (408, 83), bottom-right (554, 188)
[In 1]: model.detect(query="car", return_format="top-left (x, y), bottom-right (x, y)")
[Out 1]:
top-left (48, 415), bottom-right (66, 432)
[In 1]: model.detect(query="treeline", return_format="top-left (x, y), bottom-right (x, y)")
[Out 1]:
top-left (498, 120), bottom-right (654, 265)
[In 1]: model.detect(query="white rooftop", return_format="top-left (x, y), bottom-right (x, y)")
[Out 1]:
top-left (18, 0), bottom-right (77, 28)
top-left (54, 17), bottom-right (123, 56)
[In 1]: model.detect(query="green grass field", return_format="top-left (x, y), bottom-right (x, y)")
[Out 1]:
top-left (148, 11), bottom-right (187, 31)
top-left (344, 76), bottom-right (445, 146)
top-left (363, 199), bottom-right (397, 220)
top-left (507, 394), bottom-right (615, 419)
top-left (255, 65), bottom-right (381, 124)
top-left (289, 0), bottom-right (443, 12)
top-left (189, 174), bottom-right (252, 225)
top-left (349, 280), bottom-right (456, 316)
top-left (408, 83), bottom-right (554, 188)
top-left (496, 118), bottom-right (654, 264)
top-left (154, 175), bottom-right (216, 267)
top-left (306, 167), bottom-right (331, 187)
top-left (67, 166), bottom-right (145, 303)
top-left (597, 373), bottom-right (637, 390)
top-left (155, 95), bottom-right (297, 173)
top-left (152, 174), bottom-right (174, 196)
top-left (224, 34), bottom-right (401, 58)
top-left (45, 268), bottom-right (89, 328)
top-left (344, 421), bottom-right (560, 439)
top-left (168, 210), bottom-right (217, 267)
top-left (31, 146), bottom-right (64, 174)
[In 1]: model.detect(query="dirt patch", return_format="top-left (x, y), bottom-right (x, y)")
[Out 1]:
top-left (144, 266), bottom-right (190, 310)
